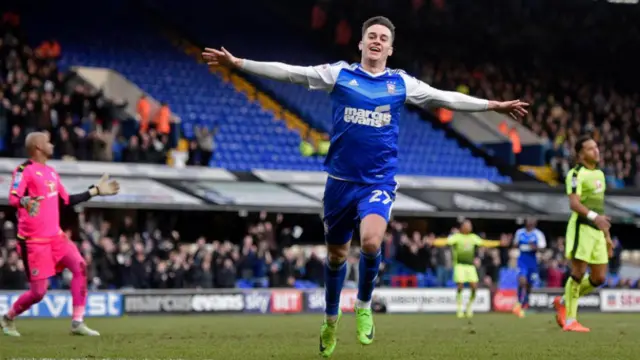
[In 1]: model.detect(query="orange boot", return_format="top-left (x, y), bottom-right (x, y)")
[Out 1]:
top-left (563, 321), bottom-right (590, 333)
top-left (553, 296), bottom-right (566, 328)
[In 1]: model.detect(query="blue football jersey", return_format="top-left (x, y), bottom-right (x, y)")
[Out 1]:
top-left (241, 58), bottom-right (489, 184)
top-left (300, 62), bottom-right (457, 184)
top-left (515, 227), bottom-right (546, 268)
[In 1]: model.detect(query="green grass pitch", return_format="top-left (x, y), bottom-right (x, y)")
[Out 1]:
top-left (0, 313), bottom-right (636, 359)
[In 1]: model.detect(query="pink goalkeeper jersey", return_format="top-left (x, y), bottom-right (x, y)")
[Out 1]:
top-left (9, 160), bottom-right (70, 239)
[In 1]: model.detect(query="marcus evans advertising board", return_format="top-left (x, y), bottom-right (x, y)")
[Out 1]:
top-left (124, 290), bottom-right (305, 314)
top-left (0, 292), bottom-right (122, 318)
top-left (125, 293), bottom-right (244, 314)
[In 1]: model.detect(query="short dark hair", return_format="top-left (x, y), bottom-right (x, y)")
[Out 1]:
top-left (574, 135), bottom-right (593, 154)
top-left (362, 16), bottom-right (395, 42)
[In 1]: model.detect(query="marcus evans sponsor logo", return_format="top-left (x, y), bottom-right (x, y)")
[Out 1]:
top-left (126, 293), bottom-right (245, 313)
top-left (125, 295), bottom-right (193, 313)
top-left (344, 107), bottom-right (391, 128)
top-left (191, 294), bottom-right (244, 312)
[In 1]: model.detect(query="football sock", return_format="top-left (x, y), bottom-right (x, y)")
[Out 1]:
top-left (517, 285), bottom-right (525, 305)
top-left (579, 276), bottom-right (597, 297)
top-left (564, 275), bottom-right (581, 322)
top-left (68, 259), bottom-right (88, 323)
top-left (357, 249), bottom-right (381, 307)
top-left (324, 260), bottom-right (347, 322)
top-left (467, 288), bottom-right (477, 311)
top-left (456, 289), bottom-right (463, 313)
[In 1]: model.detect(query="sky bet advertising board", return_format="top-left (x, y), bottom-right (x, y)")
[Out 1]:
top-left (0, 292), bottom-right (123, 318)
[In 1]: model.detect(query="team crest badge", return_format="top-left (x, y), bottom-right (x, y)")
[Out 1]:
top-left (386, 81), bottom-right (396, 94)
top-left (46, 180), bottom-right (56, 193)
top-left (31, 268), bottom-right (39, 276)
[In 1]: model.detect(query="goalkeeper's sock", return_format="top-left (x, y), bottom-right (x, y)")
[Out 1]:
top-left (564, 275), bottom-right (581, 323)
top-left (579, 276), bottom-right (597, 297)
top-left (456, 289), bottom-right (463, 313)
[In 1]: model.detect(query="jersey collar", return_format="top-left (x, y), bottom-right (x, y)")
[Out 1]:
top-left (356, 64), bottom-right (388, 77)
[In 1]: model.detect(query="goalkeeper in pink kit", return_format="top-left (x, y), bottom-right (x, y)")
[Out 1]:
top-left (0, 132), bottom-right (120, 337)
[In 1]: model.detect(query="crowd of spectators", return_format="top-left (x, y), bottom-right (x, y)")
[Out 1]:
top-left (0, 207), bottom-right (632, 291)
top-left (0, 12), bottom-right (180, 165)
top-left (308, 0), bottom-right (640, 188)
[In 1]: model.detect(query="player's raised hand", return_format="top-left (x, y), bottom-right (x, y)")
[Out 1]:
top-left (489, 100), bottom-right (529, 119)
top-left (19, 196), bottom-right (44, 217)
top-left (202, 47), bottom-right (242, 68)
top-left (594, 214), bottom-right (611, 232)
top-left (95, 174), bottom-right (120, 196)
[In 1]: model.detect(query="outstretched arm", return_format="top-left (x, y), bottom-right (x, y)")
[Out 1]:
top-left (400, 73), bottom-right (528, 119)
top-left (202, 47), bottom-right (345, 91)
top-left (431, 237), bottom-right (501, 248)
top-left (58, 174), bottom-right (120, 207)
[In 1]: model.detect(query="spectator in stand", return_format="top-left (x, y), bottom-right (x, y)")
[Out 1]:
top-left (546, 260), bottom-right (564, 288)
top-left (0, 251), bottom-right (27, 290)
top-left (137, 95), bottom-right (151, 133)
top-left (154, 102), bottom-right (171, 136)
top-left (0, 14), bottom-right (173, 164)
top-left (0, 207), bottom-right (636, 291)
top-left (195, 125), bottom-right (215, 166)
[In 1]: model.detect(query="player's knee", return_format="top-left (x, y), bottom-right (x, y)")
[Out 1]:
top-left (570, 268), bottom-right (586, 281)
top-left (79, 260), bottom-right (87, 277)
top-left (360, 232), bottom-right (383, 254)
top-left (518, 277), bottom-right (528, 286)
top-left (327, 245), bottom-right (348, 266)
top-left (589, 274), bottom-right (606, 287)
top-left (31, 286), bottom-right (47, 301)
top-left (71, 260), bottom-right (87, 277)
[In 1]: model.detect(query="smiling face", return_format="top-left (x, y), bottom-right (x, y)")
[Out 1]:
top-left (359, 16), bottom-right (395, 69)
top-left (360, 24), bottom-right (393, 65)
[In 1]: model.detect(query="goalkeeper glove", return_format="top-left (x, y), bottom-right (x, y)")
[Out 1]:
top-left (89, 174), bottom-right (120, 196)
top-left (19, 196), bottom-right (44, 217)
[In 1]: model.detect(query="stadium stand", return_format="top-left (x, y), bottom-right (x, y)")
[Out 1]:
top-left (1, 0), bottom-right (638, 292)
top-left (0, 206), bottom-right (633, 291)
top-left (310, 0), bottom-right (640, 188)
top-left (13, 0), bottom-right (321, 172)
top-left (134, 0), bottom-right (509, 180)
